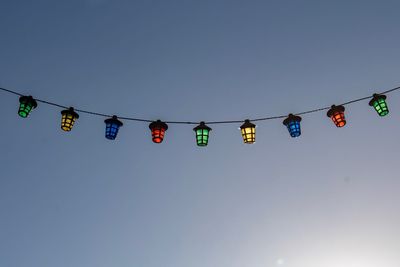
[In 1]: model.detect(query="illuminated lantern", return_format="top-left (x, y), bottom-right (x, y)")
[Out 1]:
top-left (104, 115), bottom-right (123, 140)
top-left (60, 107), bottom-right (79, 131)
top-left (369, 93), bottom-right (389, 117)
top-left (327, 105), bottom-right (346, 127)
top-left (283, 114), bottom-right (302, 137)
top-left (149, 120), bottom-right (168, 143)
top-left (240, 119), bottom-right (256, 144)
top-left (193, 121), bottom-right (212, 146)
top-left (18, 95), bottom-right (37, 118)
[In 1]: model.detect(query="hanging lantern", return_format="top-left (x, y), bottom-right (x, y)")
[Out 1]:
top-left (18, 95), bottom-right (37, 118)
top-left (104, 115), bottom-right (123, 140)
top-left (60, 107), bottom-right (79, 131)
top-left (327, 105), bottom-right (346, 127)
top-left (149, 120), bottom-right (168, 143)
top-left (283, 114), bottom-right (302, 137)
top-left (193, 121), bottom-right (212, 147)
top-left (369, 93), bottom-right (389, 117)
top-left (240, 119), bottom-right (256, 144)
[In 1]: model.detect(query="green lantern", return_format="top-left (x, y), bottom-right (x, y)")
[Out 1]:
top-left (193, 122), bottom-right (212, 146)
top-left (18, 95), bottom-right (37, 118)
top-left (369, 93), bottom-right (389, 117)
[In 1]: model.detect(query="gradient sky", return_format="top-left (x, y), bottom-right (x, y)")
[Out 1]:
top-left (1, 1), bottom-right (400, 267)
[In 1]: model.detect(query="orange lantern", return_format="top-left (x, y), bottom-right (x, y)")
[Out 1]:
top-left (327, 105), bottom-right (346, 127)
top-left (149, 120), bottom-right (168, 143)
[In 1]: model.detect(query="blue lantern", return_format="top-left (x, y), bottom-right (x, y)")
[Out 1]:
top-left (104, 115), bottom-right (123, 140)
top-left (283, 114), bottom-right (302, 138)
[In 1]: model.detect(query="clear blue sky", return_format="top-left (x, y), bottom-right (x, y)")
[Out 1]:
top-left (1, 1), bottom-right (400, 267)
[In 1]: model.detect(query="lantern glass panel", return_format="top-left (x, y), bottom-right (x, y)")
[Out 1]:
top-left (241, 127), bottom-right (255, 144)
top-left (196, 128), bottom-right (210, 146)
top-left (331, 112), bottom-right (346, 127)
top-left (287, 121), bottom-right (301, 137)
top-left (152, 128), bottom-right (165, 143)
top-left (61, 113), bottom-right (77, 131)
top-left (373, 98), bottom-right (389, 116)
top-left (105, 122), bottom-right (120, 140)
top-left (18, 102), bottom-right (33, 118)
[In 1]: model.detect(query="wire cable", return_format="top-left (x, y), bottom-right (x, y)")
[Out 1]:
top-left (1, 86), bottom-right (400, 125)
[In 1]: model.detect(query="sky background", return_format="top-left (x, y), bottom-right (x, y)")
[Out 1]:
top-left (1, 1), bottom-right (400, 267)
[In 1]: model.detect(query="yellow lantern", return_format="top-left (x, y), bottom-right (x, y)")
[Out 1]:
top-left (61, 107), bottom-right (79, 131)
top-left (240, 119), bottom-right (256, 144)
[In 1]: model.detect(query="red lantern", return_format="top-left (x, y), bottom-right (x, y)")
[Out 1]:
top-left (327, 105), bottom-right (346, 127)
top-left (149, 120), bottom-right (168, 143)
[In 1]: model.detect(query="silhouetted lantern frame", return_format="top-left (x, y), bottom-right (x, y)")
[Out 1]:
top-left (149, 120), bottom-right (168, 143)
top-left (240, 119), bottom-right (256, 144)
top-left (283, 114), bottom-right (302, 137)
top-left (327, 105), bottom-right (346, 127)
top-left (369, 93), bottom-right (389, 117)
top-left (61, 107), bottom-right (79, 132)
top-left (104, 115), bottom-right (123, 140)
top-left (193, 121), bottom-right (212, 146)
top-left (18, 95), bottom-right (37, 118)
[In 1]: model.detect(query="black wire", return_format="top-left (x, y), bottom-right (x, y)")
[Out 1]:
top-left (0, 87), bottom-right (23, 97)
top-left (1, 86), bottom-right (400, 125)
top-left (37, 99), bottom-right (68, 109)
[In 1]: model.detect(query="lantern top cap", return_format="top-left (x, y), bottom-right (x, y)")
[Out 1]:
top-left (104, 115), bottom-right (123, 126)
top-left (327, 105), bottom-right (345, 117)
top-left (193, 121), bottom-right (212, 131)
top-left (61, 107), bottom-right (79, 119)
top-left (283, 113), bottom-right (302, 125)
top-left (369, 93), bottom-right (387, 106)
top-left (149, 119), bottom-right (168, 130)
top-left (240, 119), bottom-right (255, 129)
top-left (19, 95), bottom-right (37, 108)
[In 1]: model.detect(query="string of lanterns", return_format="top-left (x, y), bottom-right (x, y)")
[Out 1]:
top-left (1, 86), bottom-right (398, 146)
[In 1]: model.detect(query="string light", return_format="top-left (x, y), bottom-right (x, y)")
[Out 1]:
top-left (2, 86), bottom-right (399, 125)
top-left (1, 86), bottom-right (400, 146)
top-left (104, 115), bottom-right (123, 140)
top-left (18, 95), bottom-right (37, 118)
top-left (149, 120), bottom-right (168, 143)
top-left (193, 122), bottom-right (212, 146)
top-left (283, 114), bottom-right (302, 137)
top-left (327, 105), bottom-right (346, 127)
top-left (369, 93), bottom-right (389, 117)
top-left (240, 119), bottom-right (256, 144)
top-left (61, 107), bottom-right (79, 131)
